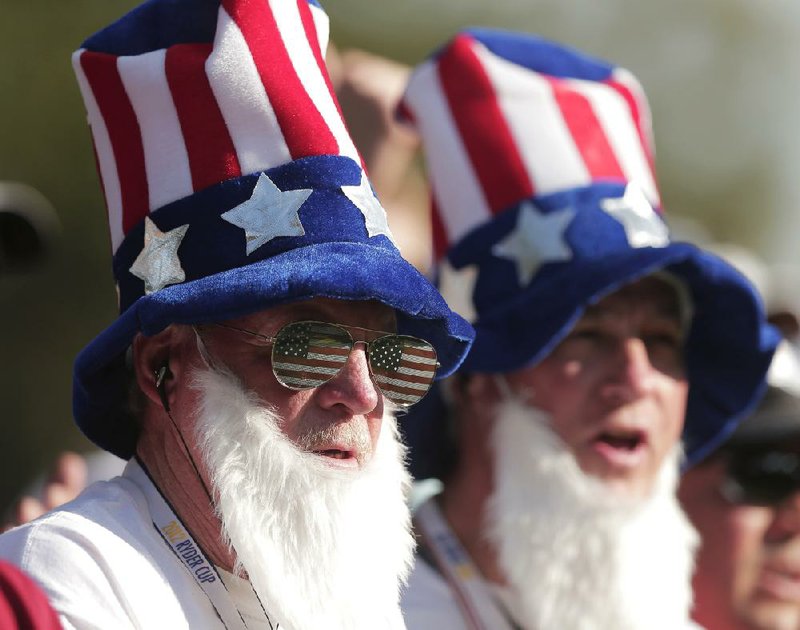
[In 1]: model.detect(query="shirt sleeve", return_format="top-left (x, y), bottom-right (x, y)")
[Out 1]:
top-left (0, 516), bottom-right (138, 630)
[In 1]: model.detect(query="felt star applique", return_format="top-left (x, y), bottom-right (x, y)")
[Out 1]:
top-left (601, 184), bottom-right (670, 248)
top-left (129, 217), bottom-right (189, 294)
top-left (222, 173), bottom-right (310, 255)
top-left (437, 259), bottom-right (479, 323)
top-left (492, 201), bottom-right (575, 286)
top-left (341, 173), bottom-right (396, 243)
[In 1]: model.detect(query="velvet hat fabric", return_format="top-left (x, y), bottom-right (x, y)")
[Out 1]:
top-left (71, 0), bottom-right (474, 459)
top-left (399, 28), bottom-right (779, 469)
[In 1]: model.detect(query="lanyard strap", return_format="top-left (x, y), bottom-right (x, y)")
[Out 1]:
top-left (414, 499), bottom-right (515, 630)
top-left (127, 459), bottom-right (275, 630)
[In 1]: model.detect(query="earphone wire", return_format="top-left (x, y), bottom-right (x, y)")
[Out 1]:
top-left (153, 355), bottom-right (278, 629)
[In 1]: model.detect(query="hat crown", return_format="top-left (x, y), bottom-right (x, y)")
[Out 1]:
top-left (73, 0), bottom-right (358, 256)
top-left (400, 29), bottom-right (659, 262)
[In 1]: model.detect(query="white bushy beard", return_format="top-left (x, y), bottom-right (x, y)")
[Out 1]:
top-left (486, 396), bottom-right (698, 630)
top-left (192, 366), bottom-right (414, 630)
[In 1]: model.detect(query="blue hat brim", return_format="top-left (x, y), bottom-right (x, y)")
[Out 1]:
top-left (74, 240), bottom-right (474, 459)
top-left (405, 242), bottom-right (778, 476)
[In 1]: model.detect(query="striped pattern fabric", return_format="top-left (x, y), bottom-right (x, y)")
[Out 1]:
top-left (273, 322), bottom-right (352, 389)
top-left (72, 0), bottom-right (359, 254)
top-left (370, 337), bottom-right (439, 405)
top-left (400, 30), bottom-right (659, 260)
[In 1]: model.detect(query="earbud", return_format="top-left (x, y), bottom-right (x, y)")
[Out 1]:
top-left (154, 363), bottom-right (173, 412)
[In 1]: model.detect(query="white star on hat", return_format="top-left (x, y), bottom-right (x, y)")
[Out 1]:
top-left (341, 173), bottom-right (396, 243)
top-left (601, 184), bottom-right (670, 248)
top-left (129, 217), bottom-right (189, 294)
top-left (438, 259), bottom-right (479, 323)
top-left (492, 201), bottom-right (575, 286)
top-left (222, 173), bottom-right (311, 255)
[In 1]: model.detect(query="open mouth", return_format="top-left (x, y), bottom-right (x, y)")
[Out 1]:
top-left (596, 431), bottom-right (645, 451)
top-left (590, 428), bottom-right (648, 468)
top-left (311, 447), bottom-right (361, 468)
top-left (314, 448), bottom-right (353, 460)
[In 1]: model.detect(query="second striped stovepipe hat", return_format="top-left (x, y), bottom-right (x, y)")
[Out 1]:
top-left (399, 29), bottom-right (778, 465)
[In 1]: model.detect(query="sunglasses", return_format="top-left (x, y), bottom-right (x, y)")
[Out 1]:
top-left (720, 449), bottom-right (800, 506)
top-left (209, 320), bottom-right (439, 407)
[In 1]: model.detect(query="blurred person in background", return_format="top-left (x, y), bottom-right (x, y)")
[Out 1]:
top-left (0, 1), bottom-right (473, 628)
top-left (397, 29), bottom-right (779, 630)
top-left (680, 350), bottom-right (800, 630)
top-left (0, 181), bottom-right (59, 275)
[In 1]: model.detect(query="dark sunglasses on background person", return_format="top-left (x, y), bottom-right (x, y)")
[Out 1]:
top-left (720, 449), bottom-right (800, 507)
top-left (205, 320), bottom-right (440, 407)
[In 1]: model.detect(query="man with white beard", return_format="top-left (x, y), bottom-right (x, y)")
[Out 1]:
top-left (0, 1), bottom-right (474, 628)
top-left (397, 29), bottom-right (779, 629)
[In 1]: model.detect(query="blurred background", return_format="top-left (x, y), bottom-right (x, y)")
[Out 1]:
top-left (2, 0), bottom-right (799, 511)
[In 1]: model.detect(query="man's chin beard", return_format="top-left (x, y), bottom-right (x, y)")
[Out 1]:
top-left (486, 397), bottom-right (698, 630)
top-left (192, 366), bottom-right (414, 630)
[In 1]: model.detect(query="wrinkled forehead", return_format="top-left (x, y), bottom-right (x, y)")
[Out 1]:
top-left (583, 273), bottom-right (693, 329)
top-left (223, 297), bottom-right (398, 333)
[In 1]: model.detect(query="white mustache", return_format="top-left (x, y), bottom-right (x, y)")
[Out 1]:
top-left (294, 422), bottom-right (372, 464)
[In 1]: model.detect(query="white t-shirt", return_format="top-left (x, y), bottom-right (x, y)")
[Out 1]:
top-left (0, 460), bottom-right (268, 630)
top-left (402, 558), bottom-right (707, 630)
top-left (402, 555), bottom-right (471, 629)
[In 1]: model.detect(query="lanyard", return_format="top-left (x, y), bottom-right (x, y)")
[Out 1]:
top-left (414, 498), bottom-right (515, 630)
top-left (127, 459), bottom-right (277, 630)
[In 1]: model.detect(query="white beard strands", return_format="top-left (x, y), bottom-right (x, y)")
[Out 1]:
top-left (486, 397), bottom-right (699, 630)
top-left (191, 366), bottom-right (414, 630)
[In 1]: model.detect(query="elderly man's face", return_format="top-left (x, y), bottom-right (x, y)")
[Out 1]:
top-left (187, 297), bottom-right (396, 470)
top-left (505, 276), bottom-right (688, 498)
top-left (679, 452), bottom-right (800, 630)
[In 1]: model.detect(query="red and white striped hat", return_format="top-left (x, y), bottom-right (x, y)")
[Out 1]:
top-left (400, 29), bottom-right (779, 468)
top-left (399, 29), bottom-right (659, 263)
top-left (70, 0), bottom-right (474, 458)
top-left (73, 0), bottom-right (359, 256)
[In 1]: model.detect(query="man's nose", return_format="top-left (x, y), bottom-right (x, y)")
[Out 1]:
top-left (768, 490), bottom-right (800, 541)
top-left (315, 343), bottom-right (381, 414)
top-left (600, 337), bottom-right (655, 403)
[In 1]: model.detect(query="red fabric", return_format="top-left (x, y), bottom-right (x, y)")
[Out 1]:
top-left (224, 0), bottom-right (339, 159)
top-left (603, 77), bottom-right (661, 206)
top-left (548, 76), bottom-right (626, 181)
top-left (0, 561), bottom-right (62, 630)
top-left (166, 43), bottom-right (242, 192)
top-left (431, 196), bottom-right (449, 262)
top-left (438, 34), bottom-right (534, 215)
top-left (80, 51), bottom-right (150, 235)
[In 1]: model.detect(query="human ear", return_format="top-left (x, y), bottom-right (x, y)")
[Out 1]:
top-left (131, 326), bottom-right (187, 412)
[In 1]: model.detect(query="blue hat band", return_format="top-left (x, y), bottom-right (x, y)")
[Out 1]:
top-left (114, 155), bottom-right (391, 312)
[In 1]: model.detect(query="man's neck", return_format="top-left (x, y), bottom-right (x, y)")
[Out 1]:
top-left (136, 429), bottom-right (236, 571)
top-left (438, 462), bottom-right (506, 585)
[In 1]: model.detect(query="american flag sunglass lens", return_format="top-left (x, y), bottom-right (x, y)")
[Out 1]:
top-left (270, 322), bottom-right (437, 405)
top-left (271, 322), bottom-right (352, 390)
top-left (369, 336), bottom-right (438, 406)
